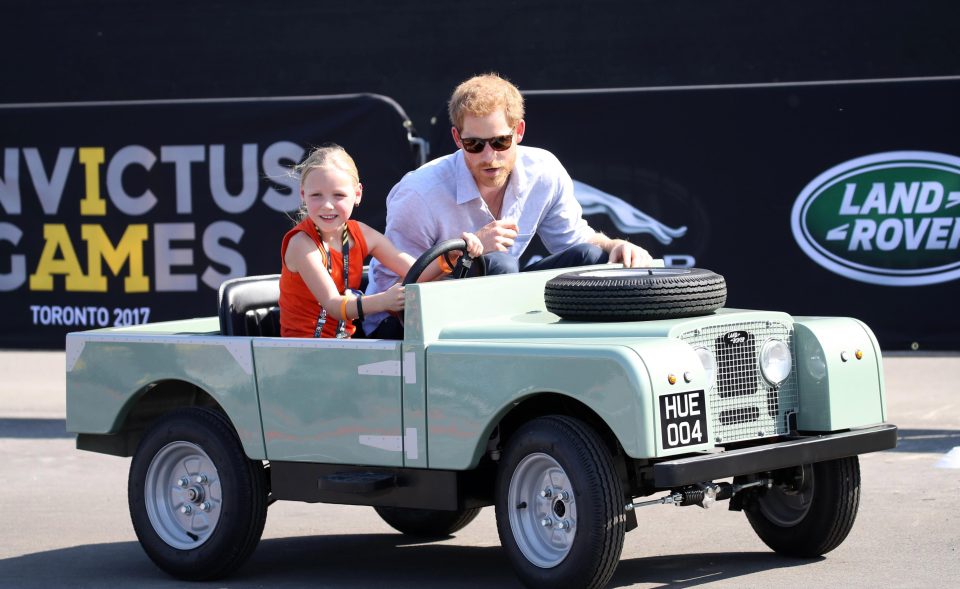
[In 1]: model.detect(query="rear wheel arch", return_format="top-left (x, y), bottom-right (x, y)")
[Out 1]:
top-left (79, 381), bottom-right (224, 457)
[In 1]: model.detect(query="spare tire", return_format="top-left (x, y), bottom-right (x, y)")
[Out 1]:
top-left (544, 267), bottom-right (726, 321)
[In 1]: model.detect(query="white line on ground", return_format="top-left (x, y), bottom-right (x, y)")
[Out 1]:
top-left (935, 446), bottom-right (960, 469)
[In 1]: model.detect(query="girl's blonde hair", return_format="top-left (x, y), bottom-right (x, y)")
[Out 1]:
top-left (296, 144), bottom-right (360, 188)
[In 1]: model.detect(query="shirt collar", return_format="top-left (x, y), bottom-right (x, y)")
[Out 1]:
top-left (454, 147), bottom-right (528, 206)
top-left (454, 150), bottom-right (480, 205)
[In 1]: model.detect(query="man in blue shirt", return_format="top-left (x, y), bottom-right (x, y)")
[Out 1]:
top-left (364, 73), bottom-right (652, 337)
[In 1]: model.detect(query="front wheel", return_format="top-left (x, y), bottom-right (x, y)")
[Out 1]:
top-left (374, 506), bottom-right (481, 538)
top-left (744, 457), bottom-right (861, 557)
top-left (128, 407), bottom-right (268, 580)
top-left (495, 416), bottom-right (626, 589)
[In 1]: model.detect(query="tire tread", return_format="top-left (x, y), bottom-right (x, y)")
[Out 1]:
top-left (745, 457), bottom-right (861, 558)
top-left (496, 416), bottom-right (626, 589)
top-left (128, 407), bottom-right (267, 581)
top-left (544, 268), bottom-right (727, 321)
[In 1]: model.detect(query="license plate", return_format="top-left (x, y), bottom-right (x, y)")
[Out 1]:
top-left (659, 390), bottom-right (708, 450)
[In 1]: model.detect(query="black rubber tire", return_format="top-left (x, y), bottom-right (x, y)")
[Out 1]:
top-left (745, 457), bottom-right (861, 557)
top-left (495, 416), bottom-right (626, 589)
top-left (374, 506), bottom-right (481, 538)
top-left (544, 267), bottom-right (726, 321)
top-left (128, 407), bottom-right (268, 580)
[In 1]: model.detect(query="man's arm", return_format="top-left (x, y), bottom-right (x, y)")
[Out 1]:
top-left (536, 165), bottom-right (597, 253)
top-left (538, 160), bottom-right (653, 266)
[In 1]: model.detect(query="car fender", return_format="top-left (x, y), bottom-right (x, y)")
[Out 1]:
top-left (424, 338), bottom-right (705, 469)
top-left (66, 332), bottom-right (266, 459)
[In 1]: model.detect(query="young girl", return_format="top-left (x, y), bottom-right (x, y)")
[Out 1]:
top-left (280, 145), bottom-right (481, 338)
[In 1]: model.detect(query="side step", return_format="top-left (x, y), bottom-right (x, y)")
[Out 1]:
top-left (318, 471), bottom-right (398, 494)
top-left (270, 461), bottom-right (493, 510)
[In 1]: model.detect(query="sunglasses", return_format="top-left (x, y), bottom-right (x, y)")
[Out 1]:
top-left (459, 133), bottom-right (514, 153)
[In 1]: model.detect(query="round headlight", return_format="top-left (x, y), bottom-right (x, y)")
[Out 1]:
top-left (759, 339), bottom-right (792, 385)
top-left (804, 343), bottom-right (827, 381)
top-left (695, 347), bottom-right (716, 390)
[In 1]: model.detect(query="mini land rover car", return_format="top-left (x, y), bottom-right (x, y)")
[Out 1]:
top-left (66, 241), bottom-right (896, 589)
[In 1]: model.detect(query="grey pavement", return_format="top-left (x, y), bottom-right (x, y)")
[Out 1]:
top-left (0, 350), bottom-right (958, 588)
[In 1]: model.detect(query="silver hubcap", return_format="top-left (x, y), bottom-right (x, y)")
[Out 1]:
top-left (144, 441), bottom-right (222, 549)
top-left (508, 453), bottom-right (577, 568)
top-left (758, 465), bottom-right (814, 526)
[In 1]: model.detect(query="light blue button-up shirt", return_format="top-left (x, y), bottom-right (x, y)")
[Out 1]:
top-left (364, 145), bottom-right (594, 333)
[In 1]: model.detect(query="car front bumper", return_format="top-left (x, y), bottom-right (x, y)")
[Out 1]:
top-left (653, 423), bottom-right (898, 487)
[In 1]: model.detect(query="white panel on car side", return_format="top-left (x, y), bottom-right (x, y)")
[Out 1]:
top-left (357, 427), bottom-right (419, 460)
top-left (403, 351), bottom-right (417, 384)
top-left (358, 434), bottom-right (402, 452)
top-left (357, 360), bottom-right (402, 377)
top-left (65, 336), bottom-right (85, 372)
top-left (404, 427), bottom-right (419, 460)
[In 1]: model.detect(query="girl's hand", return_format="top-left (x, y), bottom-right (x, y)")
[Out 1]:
top-left (380, 283), bottom-right (406, 312)
top-left (462, 232), bottom-right (484, 258)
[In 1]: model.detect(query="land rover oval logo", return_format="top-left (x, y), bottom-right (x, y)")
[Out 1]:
top-left (722, 331), bottom-right (748, 346)
top-left (791, 151), bottom-right (960, 286)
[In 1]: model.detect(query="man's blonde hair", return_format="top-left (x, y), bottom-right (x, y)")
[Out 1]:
top-left (448, 73), bottom-right (525, 130)
top-left (296, 144), bottom-right (360, 188)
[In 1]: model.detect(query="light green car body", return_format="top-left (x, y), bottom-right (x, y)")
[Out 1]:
top-left (65, 265), bottom-right (887, 473)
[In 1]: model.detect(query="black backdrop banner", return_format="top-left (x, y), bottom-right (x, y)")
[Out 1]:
top-left (4, 79), bottom-right (959, 350)
top-left (427, 77), bottom-right (960, 350)
top-left (0, 95), bottom-right (419, 349)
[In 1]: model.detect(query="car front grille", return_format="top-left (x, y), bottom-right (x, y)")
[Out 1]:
top-left (678, 320), bottom-right (798, 444)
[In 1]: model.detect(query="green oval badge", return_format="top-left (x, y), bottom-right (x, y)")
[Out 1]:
top-left (791, 151), bottom-right (960, 286)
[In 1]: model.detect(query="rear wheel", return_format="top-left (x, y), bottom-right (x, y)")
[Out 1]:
top-left (374, 506), bottom-right (481, 538)
top-left (495, 416), bottom-right (626, 589)
top-left (745, 457), bottom-right (861, 557)
top-left (128, 407), bottom-right (268, 580)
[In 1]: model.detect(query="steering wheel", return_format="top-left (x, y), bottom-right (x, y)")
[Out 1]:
top-left (402, 239), bottom-right (486, 285)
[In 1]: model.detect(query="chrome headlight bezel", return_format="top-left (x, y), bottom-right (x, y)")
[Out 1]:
top-left (759, 338), bottom-right (792, 385)
top-left (694, 346), bottom-right (716, 390)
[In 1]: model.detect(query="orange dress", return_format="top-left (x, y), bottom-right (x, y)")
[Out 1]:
top-left (279, 219), bottom-right (369, 338)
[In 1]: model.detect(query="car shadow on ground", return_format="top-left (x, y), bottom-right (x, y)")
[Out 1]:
top-left (890, 428), bottom-right (960, 453)
top-left (0, 533), bottom-right (819, 589)
top-left (611, 551), bottom-right (817, 587)
top-left (0, 536), bottom-right (518, 589)
top-left (0, 418), bottom-right (71, 439)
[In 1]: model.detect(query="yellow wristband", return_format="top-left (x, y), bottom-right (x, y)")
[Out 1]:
top-left (340, 296), bottom-right (349, 320)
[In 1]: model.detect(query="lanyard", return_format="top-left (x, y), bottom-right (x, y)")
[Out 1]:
top-left (314, 226), bottom-right (351, 338)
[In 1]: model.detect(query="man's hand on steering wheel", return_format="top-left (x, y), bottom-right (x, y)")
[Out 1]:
top-left (443, 232), bottom-right (484, 278)
top-left (459, 232), bottom-right (483, 259)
